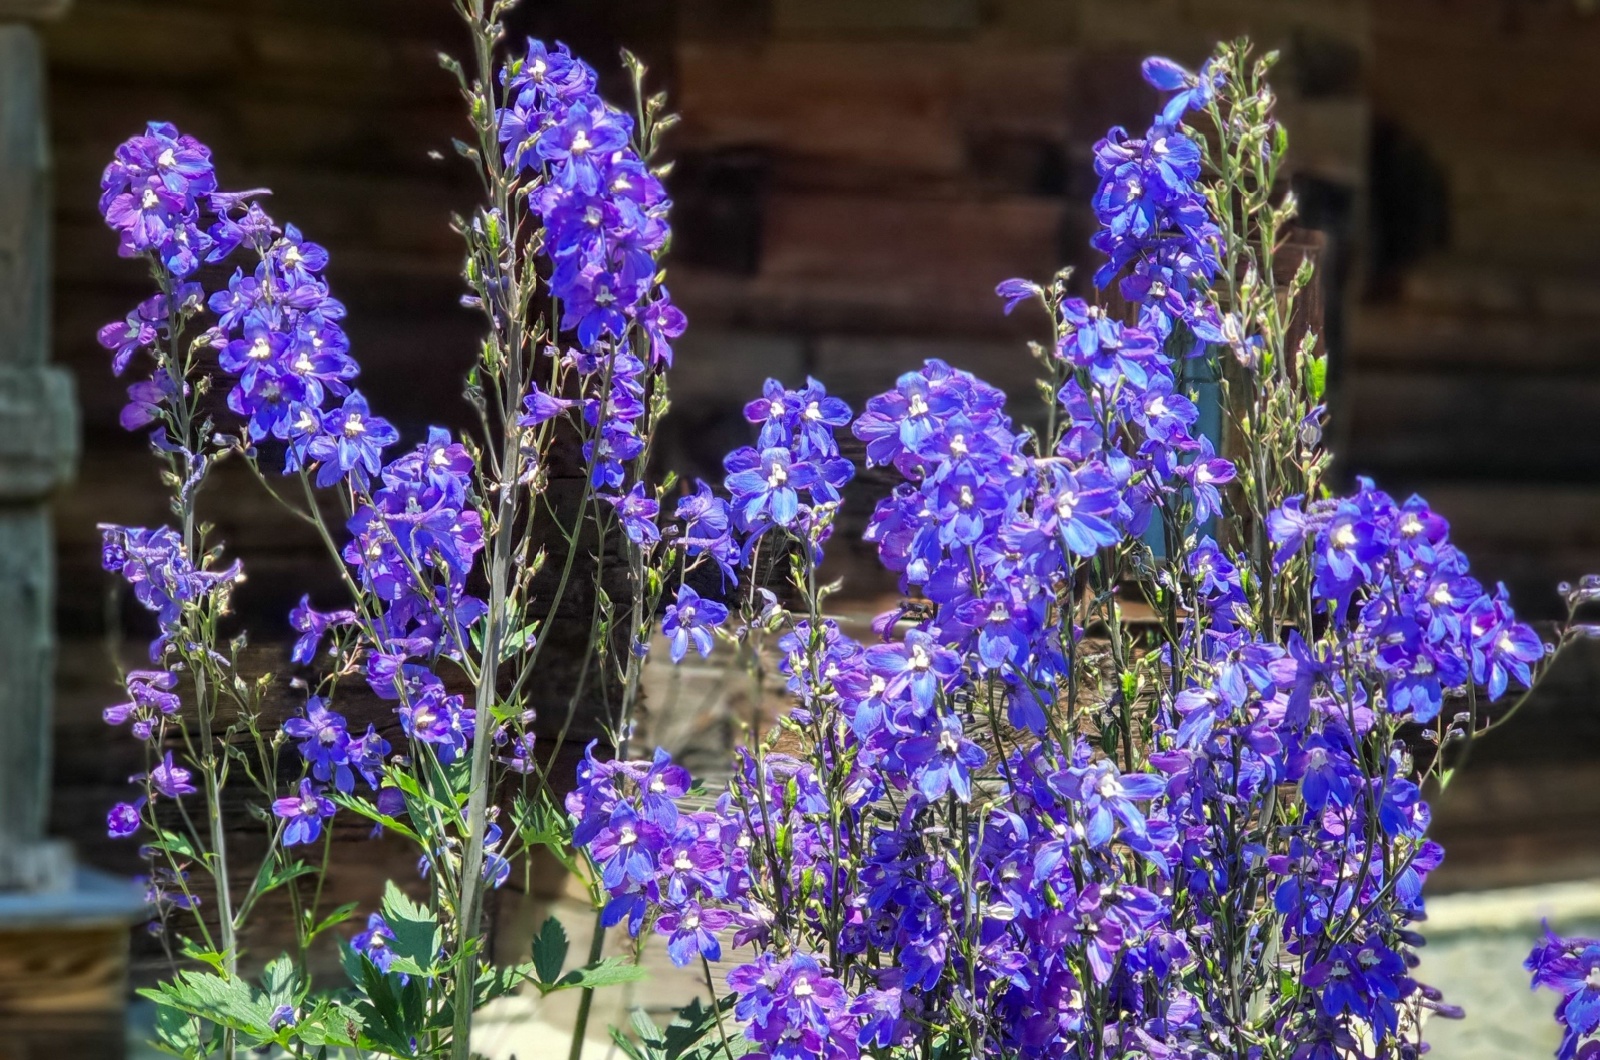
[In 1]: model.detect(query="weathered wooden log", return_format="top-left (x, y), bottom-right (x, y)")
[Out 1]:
top-left (0, 13), bottom-right (79, 894)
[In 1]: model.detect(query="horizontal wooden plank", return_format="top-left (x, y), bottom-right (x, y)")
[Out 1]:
top-left (772, 0), bottom-right (980, 37)
top-left (1340, 370), bottom-right (1600, 482)
top-left (675, 41), bottom-right (974, 177)
top-left (1348, 306), bottom-right (1600, 372)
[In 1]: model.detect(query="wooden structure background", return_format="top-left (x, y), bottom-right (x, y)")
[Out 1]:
top-left (32, 0), bottom-right (1600, 984)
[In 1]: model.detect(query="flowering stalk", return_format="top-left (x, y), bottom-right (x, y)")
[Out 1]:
top-left (92, 0), bottom-right (685, 1051)
top-left (569, 42), bottom-right (1577, 1060)
top-left (91, 21), bottom-right (1584, 1060)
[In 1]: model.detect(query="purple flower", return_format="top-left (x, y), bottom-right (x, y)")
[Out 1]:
top-left (536, 101), bottom-right (631, 195)
top-left (640, 293), bottom-right (686, 367)
top-left (272, 778), bottom-right (336, 846)
top-left (353, 912), bottom-right (398, 973)
top-left (1289, 732), bottom-right (1356, 812)
top-left (725, 445), bottom-right (827, 532)
top-left (1527, 927), bottom-right (1600, 1047)
top-left (519, 383), bottom-right (575, 427)
top-left (728, 952), bottom-right (858, 1060)
top-left (606, 482), bottom-right (661, 547)
top-left (662, 585), bottom-right (727, 663)
top-left (107, 800), bottom-right (144, 838)
top-left (147, 751), bottom-right (197, 799)
top-left (288, 595), bottom-right (356, 665)
top-left (995, 278), bottom-right (1043, 315)
top-left (893, 716), bottom-right (986, 803)
top-left (103, 669), bottom-right (180, 742)
top-left (863, 629), bottom-right (962, 717)
top-left (282, 698), bottom-right (354, 793)
top-left (657, 900), bottom-right (734, 966)
top-left (588, 803), bottom-right (663, 895)
top-left (307, 391), bottom-right (398, 490)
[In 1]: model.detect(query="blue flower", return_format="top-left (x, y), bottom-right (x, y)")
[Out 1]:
top-left (893, 716), bottom-right (986, 803)
top-left (724, 446), bottom-right (818, 531)
top-left (282, 698), bottom-right (354, 793)
top-left (606, 483), bottom-right (660, 547)
top-left (658, 900), bottom-right (734, 966)
top-left (107, 800), bottom-right (144, 839)
top-left (352, 912), bottom-right (398, 974)
top-left (272, 778), bottom-right (336, 846)
top-left (662, 585), bottom-right (727, 663)
top-left (308, 391), bottom-right (398, 490)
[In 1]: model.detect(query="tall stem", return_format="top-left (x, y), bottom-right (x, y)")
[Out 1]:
top-left (451, 3), bottom-right (524, 1055)
top-left (565, 908), bottom-right (608, 1060)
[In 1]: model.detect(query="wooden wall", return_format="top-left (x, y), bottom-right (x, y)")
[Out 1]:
top-left (33, 0), bottom-right (1600, 979)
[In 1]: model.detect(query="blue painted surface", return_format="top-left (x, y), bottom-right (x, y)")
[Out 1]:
top-left (0, 866), bottom-right (147, 928)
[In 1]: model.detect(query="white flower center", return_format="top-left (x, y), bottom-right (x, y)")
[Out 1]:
top-left (343, 414), bottom-right (367, 438)
top-left (249, 337), bottom-right (274, 361)
top-left (1332, 524), bottom-right (1357, 550)
top-left (908, 393), bottom-right (929, 417)
top-left (157, 148), bottom-right (176, 168)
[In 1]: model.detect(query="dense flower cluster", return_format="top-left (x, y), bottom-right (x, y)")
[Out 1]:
top-left (90, 31), bottom-right (1577, 1060)
top-left (498, 41), bottom-right (680, 502)
top-left (1089, 58), bottom-right (1225, 346)
top-left (562, 52), bottom-right (1558, 1060)
top-left (1529, 928), bottom-right (1600, 1059)
top-left (498, 41), bottom-right (676, 354)
top-left (726, 376), bottom-right (855, 545)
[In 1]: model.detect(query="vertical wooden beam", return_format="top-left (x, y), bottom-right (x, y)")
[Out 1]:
top-left (0, 10), bottom-right (78, 892)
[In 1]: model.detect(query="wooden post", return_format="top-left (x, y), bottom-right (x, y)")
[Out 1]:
top-left (0, 6), bottom-right (145, 1058)
top-left (0, 3), bottom-right (77, 896)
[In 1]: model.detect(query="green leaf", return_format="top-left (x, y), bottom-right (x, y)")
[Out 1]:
top-left (379, 880), bottom-right (441, 977)
top-left (155, 827), bottom-right (204, 862)
top-left (660, 994), bottom-right (752, 1060)
top-left (303, 901), bottom-right (359, 946)
top-left (475, 960), bottom-right (535, 1007)
top-left (178, 938), bottom-right (230, 976)
top-left (532, 916), bottom-right (570, 985)
top-left (554, 956), bottom-right (648, 992)
top-left (149, 1000), bottom-right (204, 1057)
top-left (250, 854), bottom-right (319, 901)
top-left (1308, 354), bottom-right (1328, 401)
top-left (332, 790), bottom-right (422, 844)
top-left (142, 969), bottom-right (277, 1043)
top-left (259, 953), bottom-right (301, 1008)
